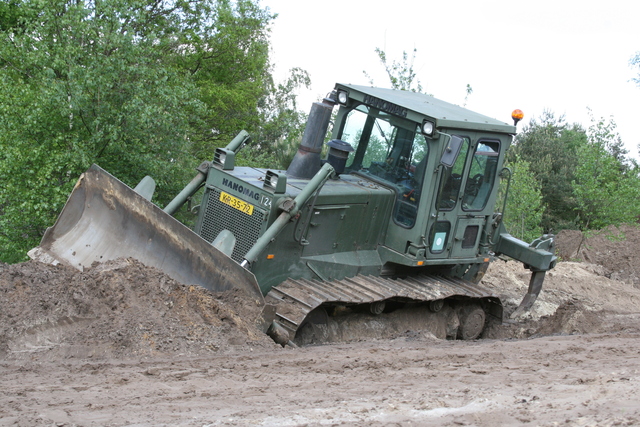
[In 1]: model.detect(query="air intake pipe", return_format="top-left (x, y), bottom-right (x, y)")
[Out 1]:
top-left (286, 92), bottom-right (336, 179)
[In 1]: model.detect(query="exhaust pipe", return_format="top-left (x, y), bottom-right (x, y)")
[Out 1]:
top-left (286, 93), bottom-right (336, 179)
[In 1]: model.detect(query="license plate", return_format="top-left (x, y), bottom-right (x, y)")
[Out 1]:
top-left (219, 191), bottom-right (254, 215)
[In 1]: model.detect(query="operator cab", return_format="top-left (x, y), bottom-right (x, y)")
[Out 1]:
top-left (331, 83), bottom-right (515, 266)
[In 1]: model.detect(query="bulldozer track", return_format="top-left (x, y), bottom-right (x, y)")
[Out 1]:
top-left (265, 274), bottom-right (503, 339)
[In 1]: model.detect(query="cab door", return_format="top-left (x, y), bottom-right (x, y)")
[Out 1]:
top-left (426, 135), bottom-right (502, 260)
top-left (426, 135), bottom-right (471, 259)
top-left (450, 139), bottom-right (501, 258)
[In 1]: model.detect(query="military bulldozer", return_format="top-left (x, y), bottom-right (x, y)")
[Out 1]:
top-left (29, 83), bottom-right (556, 346)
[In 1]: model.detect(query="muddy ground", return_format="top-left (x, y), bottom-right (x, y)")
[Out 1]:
top-left (2, 224), bottom-right (640, 426)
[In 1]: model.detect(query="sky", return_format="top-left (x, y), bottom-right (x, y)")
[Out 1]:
top-left (262, 0), bottom-right (640, 156)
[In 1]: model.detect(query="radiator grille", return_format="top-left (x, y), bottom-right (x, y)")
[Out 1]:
top-left (198, 188), bottom-right (266, 263)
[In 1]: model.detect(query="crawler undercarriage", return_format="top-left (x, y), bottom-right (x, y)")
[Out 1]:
top-left (266, 274), bottom-right (502, 346)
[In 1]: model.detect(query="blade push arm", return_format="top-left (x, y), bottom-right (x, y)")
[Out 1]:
top-left (493, 223), bottom-right (557, 317)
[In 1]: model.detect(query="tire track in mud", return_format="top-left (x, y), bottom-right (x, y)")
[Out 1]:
top-left (2, 331), bottom-right (640, 426)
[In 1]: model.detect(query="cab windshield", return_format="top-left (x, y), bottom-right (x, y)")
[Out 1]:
top-left (339, 105), bottom-right (428, 228)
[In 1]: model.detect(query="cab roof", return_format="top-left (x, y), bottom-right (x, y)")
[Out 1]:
top-left (335, 83), bottom-right (516, 135)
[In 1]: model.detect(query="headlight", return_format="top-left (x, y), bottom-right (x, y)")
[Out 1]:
top-left (421, 120), bottom-right (435, 137)
top-left (213, 148), bottom-right (235, 170)
top-left (268, 174), bottom-right (278, 188)
top-left (337, 90), bottom-right (349, 105)
top-left (264, 170), bottom-right (287, 193)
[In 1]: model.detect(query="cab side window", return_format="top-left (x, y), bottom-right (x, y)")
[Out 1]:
top-left (436, 136), bottom-right (470, 210)
top-left (462, 140), bottom-right (500, 211)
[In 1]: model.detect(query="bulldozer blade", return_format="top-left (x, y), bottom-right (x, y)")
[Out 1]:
top-left (510, 270), bottom-right (545, 319)
top-left (29, 164), bottom-right (264, 303)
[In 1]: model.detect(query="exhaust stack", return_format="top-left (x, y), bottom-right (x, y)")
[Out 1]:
top-left (286, 93), bottom-right (336, 179)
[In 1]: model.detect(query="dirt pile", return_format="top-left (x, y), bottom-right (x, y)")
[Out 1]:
top-left (3, 228), bottom-right (640, 426)
top-left (555, 224), bottom-right (640, 284)
top-left (3, 224), bottom-right (640, 361)
top-left (0, 258), bottom-right (274, 360)
top-left (480, 225), bottom-right (640, 339)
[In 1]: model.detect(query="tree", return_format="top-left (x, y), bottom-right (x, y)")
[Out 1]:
top-left (239, 67), bottom-right (312, 169)
top-left (509, 110), bottom-right (640, 234)
top-left (182, 0), bottom-right (276, 157)
top-left (499, 155), bottom-right (544, 243)
top-left (508, 111), bottom-right (587, 232)
top-left (364, 48), bottom-right (424, 93)
top-left (572, 114), bottom-right (640, 229)
top-left (0, 0), bottom-right (276, 262)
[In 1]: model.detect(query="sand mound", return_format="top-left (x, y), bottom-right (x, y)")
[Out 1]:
top-left (479, 226), bottom-right (640, 339)
top-left (0, 258), bottom-right (273, 360)
top-left (3, 224), bottom-right (640, 360)
top-left (556, 224), bottom-right (640, 284)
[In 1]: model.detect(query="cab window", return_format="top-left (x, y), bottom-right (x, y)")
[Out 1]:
top-left (436, 136), bottom-right (470, 210)
top-left (340, 105), bottom-right (428, 228)
top-left (462, 140), bottom-right (500, 211)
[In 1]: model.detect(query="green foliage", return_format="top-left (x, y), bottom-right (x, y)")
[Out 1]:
top-left (605, 230), bottom-right (626, 242)
top-left (360, 134), bottom-right (390, 167)
top-left (235, 147), bottom-right (276, 169)
top-left (508, 111), bottom-right (587, 232)
top-left (0, 0), bottom-right (276, 262)
top-left (572, 114), bottom-right (640, 229)
top-left (249, 67), bottom-right (311, 169)
top-left (364, 48), bottom-right (424, 93)
top-left (236, 137), bottom-right (297, 171)
top-left (183, 0), bottom-right (276, 157)
top-left (510, 109), bottom-right (640, 236)
top-left (499, 155), bottom-right (544, 243)
top-left (235, 67), bottom-right (312, 170)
